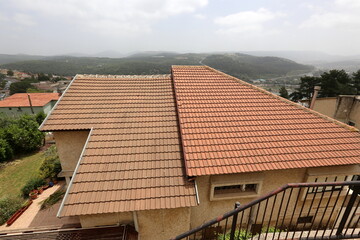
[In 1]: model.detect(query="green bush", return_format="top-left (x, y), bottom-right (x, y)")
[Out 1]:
top-left (5, 114), bottom-right (44, 153)
top-left (0, 197), bottom-right (23, 225)
top-left (35, 111), bottom-right (46, 125)
top-left (39, 145), bottom-right (61, 179)
top-left (21, 177), bottom-right (46, 198)
top-left (0, 138), bottom-right (13, 162)
top-left (218, 230), bottom-right (252, 240)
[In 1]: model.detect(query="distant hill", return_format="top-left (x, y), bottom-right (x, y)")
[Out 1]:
top-left (314, 59), bottom-right (360, 72)
top-left (202, 53), bottom-right (313, 79)
top-left (240, 51), bottom-right (342, 64)
top-left (0, 54), bottom-right (46, 65)
top-left (0, 52), bottom-right (314, 80)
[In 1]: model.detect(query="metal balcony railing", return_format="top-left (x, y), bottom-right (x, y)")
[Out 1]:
top-left (172, 178), bottom-right (360, 240)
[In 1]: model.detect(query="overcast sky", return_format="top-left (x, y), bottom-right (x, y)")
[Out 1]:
top-left (1, 0), bottom-right (360, 56)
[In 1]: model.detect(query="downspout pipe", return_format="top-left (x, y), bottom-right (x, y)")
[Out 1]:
top-left (27, 94), bottom-right (34, 114)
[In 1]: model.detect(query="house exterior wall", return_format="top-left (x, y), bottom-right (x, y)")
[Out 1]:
top-left (53, 131), bottom-right (90, 173)
top-left (348, 99), bottom-right (360, 128)
top-left (75, 165), bottom-right (358, 239)
top-left (80, 212), bottom-right (133, 228)
top-left (311, 96), bottom-right (360, 128)
top-left (42, 102), bottom-right (53, 115)
top-left (137, 208), bottom-right (191, 240)
top-left (79, 208), bottom-right (191, 240)
top-left (190, 168), bottom-right (306, 228)
top-left (0, 106), bottom-right (44, 116)
top-left (190, 165), bottom-right (358, 228)
top-left (312, 97), bottom-right (337, 118)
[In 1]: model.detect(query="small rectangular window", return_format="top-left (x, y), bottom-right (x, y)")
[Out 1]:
top-left (297, 216), bottom-right (313, 224)
top-left (8, 107), bottom-right (12, 110)
top-left (17, 107), bottom-right (22, 112)
top-left (211, 182), bottom-right (260, 200)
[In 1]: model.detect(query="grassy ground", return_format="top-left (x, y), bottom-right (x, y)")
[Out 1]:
top-left (0, 151), bottom-right (44, 199)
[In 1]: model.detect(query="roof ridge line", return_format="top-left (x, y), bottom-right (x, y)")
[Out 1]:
top-left (203, 65), bottom-right (359, 132)
top-left (76, 74), bottom-right (171, 79)
top-left (171, 66), bottom-right (192, 178)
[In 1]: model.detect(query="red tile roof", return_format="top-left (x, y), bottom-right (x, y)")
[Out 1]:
top-left (40, 74), bottom-right (197, 217)
top-left (40, 67), bottom-right (360, 217)
top-left (0, 93), bottom-right (60, 107)
top-left (172, 66), bottom-right (360, 176)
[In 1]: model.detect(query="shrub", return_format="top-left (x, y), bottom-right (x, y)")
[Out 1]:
top-left (0, 138), bottom-right (13, 162)
top-left (6, 114), bottom-right (44, 153)
top-left (35, 111), bottom-right (46, 125)
top-left (0, 197), bottom-right (23, 225)
top-left (218, 230), bottom-right (252, 240)
top-left (39, 145), bottom-right (61, 179)
top-left (21, 177), bottom-right (46, 198)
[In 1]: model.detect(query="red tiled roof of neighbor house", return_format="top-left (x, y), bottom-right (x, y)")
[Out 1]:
top-left (0, 93), bottom-right (59, 107)
top-left (171, 65), bottom-right (360, 176)
top-left (40, 74), bottom-right (197, 217)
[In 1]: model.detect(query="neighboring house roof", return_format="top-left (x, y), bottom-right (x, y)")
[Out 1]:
top-left (172, 66), bottom-right (360, 176)
top-left (0, 93), bottom-right (60, 107)
top-left (40, 74), bottom-right (197, 217)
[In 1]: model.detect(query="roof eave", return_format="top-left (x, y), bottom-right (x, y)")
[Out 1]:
top-left (57, 127), bottom-right (93, 218)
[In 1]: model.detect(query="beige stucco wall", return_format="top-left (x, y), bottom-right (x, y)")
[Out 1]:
top-left (191, 165), bottom-right (359, 229)
top-left (79, 208), bottom-right (191, 240)
top-left (349, 100), bottom-right (360, 128)
top-left (80, 212), bottom-right (133, 228)
top-left (191, 168), bottom-right (307, 228)
top-left (137, 207), bottom-right (191, 240)
top-left (53, 131), bottom-right (90, 173)
top-left (312, 97), bottom-right (337, 118)
top-left (76, 164), bottom-right (358, 238)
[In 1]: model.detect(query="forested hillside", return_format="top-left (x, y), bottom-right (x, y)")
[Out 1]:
top-left (202, 53), bottom-right (313, 79)
top-left (0, 54), bottom-right (46, 65)
top-left (1, 53), bottom-right (314, 80)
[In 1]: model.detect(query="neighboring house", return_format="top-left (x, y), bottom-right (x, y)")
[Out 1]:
top-left (31, 80), bottom-right (71, 93)
top-left (306, 95), bottom-right (360, 128)
top-left (0, 93), bottom-right (60, 116)
top-left (40, 66), bottom-right (360, 240)
top-left (14, 71), bottom-right (31, 79)
top-left (31, 81), bottom-right (55, 92)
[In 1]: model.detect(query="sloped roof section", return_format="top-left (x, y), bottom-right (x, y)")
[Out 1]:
top-left (41, 74), bottom-right (197, 217)
top-left (172, 65), bottom-right (360, 176)
top-left (0, 93), bottom-right (59, 107)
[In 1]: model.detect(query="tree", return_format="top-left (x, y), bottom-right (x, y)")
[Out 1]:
top-left (319, 70), bottom-right (353, 97)
top-left (0, 80), bottom-right (6, 89)
top-left (352, 70), bottom-right (360, 95)
top-left (35, 111), bottom-right (46, 125)
top-left (279, 86), bottom-right (289, 99)
top-left (37, 73), bottom-right (50, 81)
top-left (6, 70), bottom-right (14, 76)
top-left (5, 115), bottom-right (44, 153)
top-left (290, 76), bottom-right (320, 101)
top-left (9, 81), bottom-right (33, 95)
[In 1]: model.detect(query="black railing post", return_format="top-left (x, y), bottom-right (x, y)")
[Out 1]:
top-left (336, 185), bottom-right (360, 236)
top-left (229, 202), bottom-right (241, 240)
